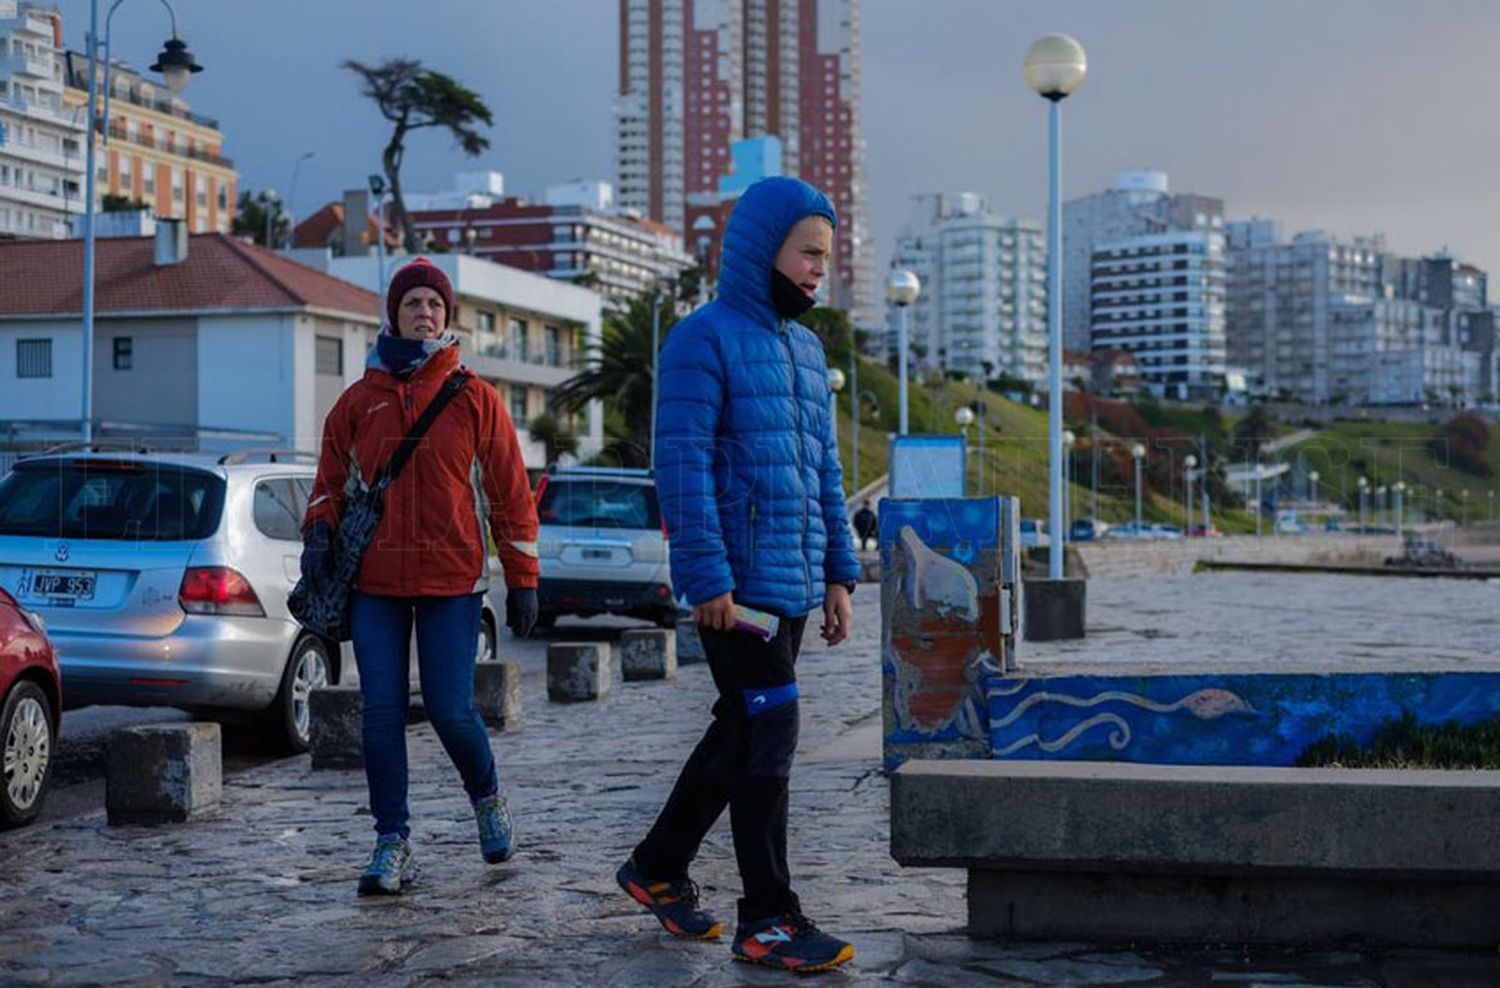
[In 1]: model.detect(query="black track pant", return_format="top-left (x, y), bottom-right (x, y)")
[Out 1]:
top-left (632, 612), bottom-right (807, 924)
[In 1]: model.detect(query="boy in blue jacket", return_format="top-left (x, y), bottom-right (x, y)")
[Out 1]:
top-left (615, 177), bottom-right (861, 973)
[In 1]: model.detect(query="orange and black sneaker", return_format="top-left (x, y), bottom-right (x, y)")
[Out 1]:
top-left (616, 856), bottom-right (724, 940)
top-left (732, 912), bottom-right (855, 974)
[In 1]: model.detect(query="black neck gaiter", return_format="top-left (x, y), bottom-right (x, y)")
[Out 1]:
top-left (770, 269), bottom-right (818, 321)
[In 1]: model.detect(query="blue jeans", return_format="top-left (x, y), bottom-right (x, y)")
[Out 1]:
top-left (350, 591), bottom-right (498, 838)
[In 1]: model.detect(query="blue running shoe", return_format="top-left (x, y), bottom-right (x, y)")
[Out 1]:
top-left (616, 856), bottom-right (723, 940)
top-left (732, 912), bottom-right (854, 973)
top-left (473, 789), bottom-right (514, 863)
top-left (357, 834), bottom-right (417, 896)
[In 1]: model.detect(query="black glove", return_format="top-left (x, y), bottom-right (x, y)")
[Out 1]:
top-left (505, 587), bottom-right (539, 638)
top-left (300, 520), bottom-right (334, 583)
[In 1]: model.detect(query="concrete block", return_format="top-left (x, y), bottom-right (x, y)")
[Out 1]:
top-left (474, 660), bottom-right (523, 730)
top-left (675, 619), bottom-right (706, 665)
top-left (308, 685), bottom-right (364, 770)
top-left (620, 629), bottom-right (677, 681)
top-left (860, 556), bottom-right (882, 583)
top-left (547, 642), bottom-right (613, 702)
top-left (1022, 578), bottom-right (1086, 641)
top-left (106, 723), bottom-right (221, 825)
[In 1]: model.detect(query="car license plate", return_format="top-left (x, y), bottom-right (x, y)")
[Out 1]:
top-left (24, 569), bottom-right (97, 601)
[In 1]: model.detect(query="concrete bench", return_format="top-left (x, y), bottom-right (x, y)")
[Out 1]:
top-left (547, 642), bottom-right (613, 702)
top-left (674, 619), bottom-right (706, 665)
top-left (891, 759), bottom-right (1500, 947)
top-left (106, 723), bottom-right (222, 825)
top-left (308, 685), bottom-right (364, 770)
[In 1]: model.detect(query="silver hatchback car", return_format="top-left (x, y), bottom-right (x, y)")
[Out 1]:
top-left (0, 449), bottom-right (502, 751)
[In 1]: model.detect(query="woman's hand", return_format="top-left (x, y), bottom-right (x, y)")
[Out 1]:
top-left (821, 584), bottom-right (852, 647)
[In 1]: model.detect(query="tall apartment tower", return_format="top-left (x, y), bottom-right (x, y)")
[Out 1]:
top-left (890, 192), bottom-right (1048, 384)
top-left (1062, 170), bottom-right (1223, 352)
top-left (616, 0), bottom-right (873, 327)
top-left (0, 1), bottom-right (84, 239)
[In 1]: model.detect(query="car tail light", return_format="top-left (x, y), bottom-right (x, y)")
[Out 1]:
top-left (660, 514), bottom-right (669, 541)
top-left (179, 567), bottom-right (265, 617)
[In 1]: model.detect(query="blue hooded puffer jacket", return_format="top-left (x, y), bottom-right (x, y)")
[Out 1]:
top-left (654, 176), bottom-right (861, 618)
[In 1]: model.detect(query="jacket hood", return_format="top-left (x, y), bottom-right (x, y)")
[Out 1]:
top-left (716, 176), bottom-right (837, 327)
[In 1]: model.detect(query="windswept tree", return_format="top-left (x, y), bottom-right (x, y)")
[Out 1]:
top-left (343, 57), bottom-right (493, 254)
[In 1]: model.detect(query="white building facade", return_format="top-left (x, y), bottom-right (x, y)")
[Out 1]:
top-left (0, 1), bottom-right (82, 239)
top-left (1090, 230), bottom-right (1228, 400)
top-left (889, 192), bottom-right (1047, 383)
top-left (1062, 170), bottom-right (1223, 352)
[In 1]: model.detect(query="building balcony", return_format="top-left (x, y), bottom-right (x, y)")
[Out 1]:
top-left (100, 119), bottom-right (234, 170)
top-left (0, 49), bottom-right (54, 80)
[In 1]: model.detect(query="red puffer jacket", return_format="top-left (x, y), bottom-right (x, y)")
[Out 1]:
top-left (303, 344), bottom-right (538, 596)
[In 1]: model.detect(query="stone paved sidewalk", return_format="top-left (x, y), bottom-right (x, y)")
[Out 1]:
top-left (4, 585), bottom-right (1500, 986)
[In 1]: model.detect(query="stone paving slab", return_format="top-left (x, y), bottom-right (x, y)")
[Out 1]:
top-left (1022, 571), bottom-right (1500, 671)
top-left (4, 582), bottom-right (1500, 985)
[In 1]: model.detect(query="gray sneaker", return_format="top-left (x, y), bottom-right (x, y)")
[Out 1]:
top-left (473, 790), bottom-right (515, 864)
top-left (357, 834), bottom-right (417, 896)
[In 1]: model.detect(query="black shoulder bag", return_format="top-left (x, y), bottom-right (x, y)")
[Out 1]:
top-left (287, 372), bottom-right (471, 641)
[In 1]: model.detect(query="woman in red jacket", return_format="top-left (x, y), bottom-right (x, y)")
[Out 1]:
top-left (302, 258), bottom-right (539, 895)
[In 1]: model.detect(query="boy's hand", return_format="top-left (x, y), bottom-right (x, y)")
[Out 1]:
top-left (692, 591), bottom-right (736, 631)
top-left (821, 584), bottom-right (852, 646)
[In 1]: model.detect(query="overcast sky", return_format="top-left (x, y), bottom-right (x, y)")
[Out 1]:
top-left (61, 0), bottom-right (1500, 283)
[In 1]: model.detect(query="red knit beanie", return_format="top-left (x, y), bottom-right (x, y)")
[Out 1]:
top-left (386, 257), bottom-right (455, 330)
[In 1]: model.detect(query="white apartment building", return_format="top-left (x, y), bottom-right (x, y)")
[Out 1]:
top-left (1090, 230), bottom-right (1228, 400)
top-left (1225, 222), bottom-right (1384, 402)
top-left (1062, 170), bottom-right (1223, 352)
top-left (889, 192), bottom-right (1047, 383)
top-left (1329, 295), bottom-right (1480, 406)
top-left (0, 0), bottom-right (82, 239)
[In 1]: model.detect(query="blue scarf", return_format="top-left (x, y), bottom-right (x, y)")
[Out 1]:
top-left (368, 326), bottom-right (458, 378)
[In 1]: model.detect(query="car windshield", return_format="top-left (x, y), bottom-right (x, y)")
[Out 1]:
top-left (537, 479), bottom-right (661, 531)
top-left (0, 460), bottom-right (225, 541)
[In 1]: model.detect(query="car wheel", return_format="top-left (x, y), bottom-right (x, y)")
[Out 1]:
top-left (1, 681), bottom-right (53, 829)
top-left (477, 613), bottom-right (498, 662)
top-left (262, 634), bottom-right (331, 754)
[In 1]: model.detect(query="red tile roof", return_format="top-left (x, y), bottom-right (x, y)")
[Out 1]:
top-left (0, 233), bottom-right (380, 321)
top-left (293, 202), bottom-right (398, 251)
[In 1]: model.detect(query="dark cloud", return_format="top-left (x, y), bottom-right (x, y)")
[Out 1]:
top-left (62, 0), bottom-right (1500, 276)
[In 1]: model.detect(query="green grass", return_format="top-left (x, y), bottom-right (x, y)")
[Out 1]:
top-left (1294, 419), bottom-right (1496, 521)
top-left (832, 363), bottom-right (1247, 527)
top-left (1297, 714), bottom-right (1500, 769)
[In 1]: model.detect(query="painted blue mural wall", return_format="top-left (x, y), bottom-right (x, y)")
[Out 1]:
top-left (984, 671), bottom-right (1500, 766)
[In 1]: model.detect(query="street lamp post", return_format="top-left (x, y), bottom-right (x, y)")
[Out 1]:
top-left (885, 270), bottom-right (921, 435)
top-left (954, 404), bottom-right (975, 442)
top-left (1131, 442), bottom-right (1146, 529)
top-left (80, 0), bottom-right (202, 444)
top-left (259, 189), bottom-right (280, 249)
top-left (1393, 481), bottom-right (1405, 539)
top-left (1184, 454), bottom-right (1198, 531)
top-left (367, 174), bottom-right (389, 295)
top-left (829, 367), bottom-right (847, 482)
top-left (1376, 486), bottom-right (1387, 530)
top-left (1025, 32), bottom-right (1087, 581)
top-left (1062, 429), bottom-right (1076, 542)
top-left (1435, 488), bottom-right (1444, 523)
top-left (1358, 476), bottom-right (1368, 531)
top-left (285, 151), bottom-right (316, 249)
top-left (648, 280), bottom-right (676, 467)
top-left (1308, 469), bottom-right (1320, 507)
top-left (1462, 488), bottom-right (1470, 527)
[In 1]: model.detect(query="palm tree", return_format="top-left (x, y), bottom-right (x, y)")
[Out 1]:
top-left (528, 412), bottom-right (578, 466)
top-left (552, 291), bottom-right (676, 462)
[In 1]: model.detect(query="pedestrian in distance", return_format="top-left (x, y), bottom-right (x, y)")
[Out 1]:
top-left (614, 177), bottom-right (861, 974)
top-left (301, 257), bottom-right (540, 896)
top-left (853, 498), bottom-right (878, 552)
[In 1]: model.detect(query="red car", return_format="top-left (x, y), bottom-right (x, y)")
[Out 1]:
top-left (0, 586), bottom-right (59, 828)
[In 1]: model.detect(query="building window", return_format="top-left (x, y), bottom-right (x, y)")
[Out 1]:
top-left (315, 336), bottom-right (343, 375)
top-left (544, 325), bottom-right (562, 366)
top-left (507, 318), bottom-right (528, 362)
top-left (509, 387), bottom-right (528, 427)
top-left (16, 338), bottom-right (51, 378)
top-left (113, 337), bottom-right (132, 370)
